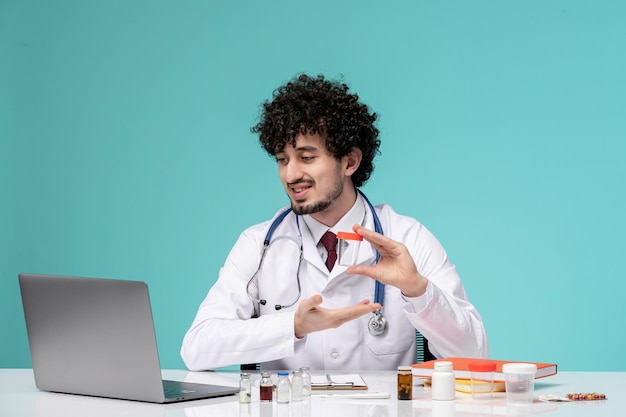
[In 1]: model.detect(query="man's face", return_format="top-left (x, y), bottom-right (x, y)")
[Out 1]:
top-left (275, 133), bottom-right (346, 216)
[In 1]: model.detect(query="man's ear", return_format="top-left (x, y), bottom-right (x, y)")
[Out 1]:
top-left (343, 148), bottom-right (363, 177)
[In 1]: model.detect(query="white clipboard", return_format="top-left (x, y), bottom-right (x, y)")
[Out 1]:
top-left (310, 374), bottom-right (368, 390)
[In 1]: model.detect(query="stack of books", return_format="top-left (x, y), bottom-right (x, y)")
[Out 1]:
top-left (412, 357), bottom-right (558, 393)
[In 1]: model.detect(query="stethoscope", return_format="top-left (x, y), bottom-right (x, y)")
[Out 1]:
top-left (246, 189), bottom-right (388, 336)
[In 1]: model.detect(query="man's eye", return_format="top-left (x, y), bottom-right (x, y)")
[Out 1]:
top-left (276, 157), bottom-right (287, 164)
top-left (301, 156), bottom-right (314, 162)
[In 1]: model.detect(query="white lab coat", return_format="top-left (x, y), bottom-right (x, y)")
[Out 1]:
top-left (181, 201), bottom-right (489, 371)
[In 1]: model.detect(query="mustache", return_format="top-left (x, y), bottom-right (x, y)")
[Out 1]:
top-left (287, 179), bottom-right (314, 187)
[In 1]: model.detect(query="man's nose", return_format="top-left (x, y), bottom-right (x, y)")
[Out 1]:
top-left (283, 160), bottom-right (304, 183)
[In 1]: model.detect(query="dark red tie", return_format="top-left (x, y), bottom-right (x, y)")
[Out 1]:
top-left (320, 231), bottom-right (338, 272)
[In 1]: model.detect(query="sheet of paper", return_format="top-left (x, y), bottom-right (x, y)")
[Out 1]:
top-left (311, 374), bottom-right (366, 386)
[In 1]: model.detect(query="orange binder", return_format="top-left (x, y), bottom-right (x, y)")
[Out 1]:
top-left (412, 357), bottom-right (557, 381)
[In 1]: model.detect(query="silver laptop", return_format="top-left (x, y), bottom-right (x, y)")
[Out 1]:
top-left (19, 273), bottom-right (239, 403)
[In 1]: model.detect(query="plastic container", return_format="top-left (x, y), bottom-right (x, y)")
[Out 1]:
top-left (468, 361), bottom-right (496, 400)
top-left (337, 232), bottom-right (363, 266)
top-left (397, 366), bottom-right (413, 400)
top-left (431, 361), bottom-right (455, 401)
top-left (502, 363), bottom-right (537, 405)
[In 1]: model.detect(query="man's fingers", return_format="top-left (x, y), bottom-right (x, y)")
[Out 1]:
top-left (301, 294), bottom-right (323, 310)
top-left (353, 224), bottom-right (389, 246)
top-left (333, 300), bottom-right (381, 323)
top-left (310, 294), bottom-right (323, 306)
top-left (346, 264), bottom-right (386, 283)
top-left (353, 224), bottom-right (399, 255)
top-left (296, 297), bottom-right (381, 337)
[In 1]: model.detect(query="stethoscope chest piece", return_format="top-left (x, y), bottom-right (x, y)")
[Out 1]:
top-left (368, 309), bottom-right (387, 336)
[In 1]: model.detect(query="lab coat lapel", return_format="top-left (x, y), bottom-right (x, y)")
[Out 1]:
top-left (356, 202), bottom-right (380, 268)
top-left (357, 240), bottom-right (377, 266)
top-left (325, 242), bottom-right (376, 280)
top-left (301, 227), bottom-right (377, 277)
top-left (301, 226), bottom-right (329, 274)
top-left (299, 201), bottom-right (380, 278)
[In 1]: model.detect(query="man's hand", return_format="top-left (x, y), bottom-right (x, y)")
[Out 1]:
top-left (294, 295), bottom-right (381, 339)
top-left (347, 224), bottom-right (428, 298)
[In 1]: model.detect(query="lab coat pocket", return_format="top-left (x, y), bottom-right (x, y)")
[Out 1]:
top-left (365, 328), bottom-right (413, 356)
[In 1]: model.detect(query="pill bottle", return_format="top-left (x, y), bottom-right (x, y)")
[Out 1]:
top-left (431, 361), bottom-right (455, 401)
top-left (337, 232), bottom-right (363, 266)
top-left (259, 372), bottom-right (273, 402)
top-left (276, 371), bottom-right (291, 403)
top-left (397, 366), bottom-right (413, 400)
top-left (239, 373), bottom-right (252, 403)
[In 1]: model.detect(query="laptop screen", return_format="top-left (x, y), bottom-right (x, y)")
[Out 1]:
top-left (19, 273), bottom-right (238, 403)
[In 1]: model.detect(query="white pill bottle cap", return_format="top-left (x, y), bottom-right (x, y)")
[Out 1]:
top-left (434, 361), bottom-right (453, 372)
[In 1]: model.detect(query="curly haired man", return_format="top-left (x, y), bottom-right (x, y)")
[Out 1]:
top-left (181, 74), bottom-right (489, 371)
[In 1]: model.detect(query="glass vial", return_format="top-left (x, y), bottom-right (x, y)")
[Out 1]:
top-left (260, 372), bottom-right (273, 402)
top-left (300, 367), bottom-right (311, 397)
top-left (239, 372), bottom-right (252, 403)
top-left (239, 402), bottom-right (251, 417)
top-left (291, 370), bottom-right (304, 401)
top-left (431, 361), bottom-right (455, 401)
top-left (397, 366), bottom-right (413, 400)
top-left (276, 371), bottom-right (291, 403)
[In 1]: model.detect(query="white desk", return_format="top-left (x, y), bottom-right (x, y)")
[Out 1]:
top-left (0, 369), bottom-right (621, 417)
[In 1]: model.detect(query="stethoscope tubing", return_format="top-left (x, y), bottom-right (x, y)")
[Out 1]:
top-left (249, 190), bottom-right (387, 335)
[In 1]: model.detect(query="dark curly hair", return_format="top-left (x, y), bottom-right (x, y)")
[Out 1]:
top-left (251, 74), bottom-right (381, 188)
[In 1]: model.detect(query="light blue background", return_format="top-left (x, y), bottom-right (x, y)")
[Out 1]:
top-left (2, 1), bottom-right (624, 371)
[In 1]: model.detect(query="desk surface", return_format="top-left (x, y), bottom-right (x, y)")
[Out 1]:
top-left (0, 369), bottom-right (621, 417)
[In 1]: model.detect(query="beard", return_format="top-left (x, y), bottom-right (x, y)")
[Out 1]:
top-left (290, 175), bottom-right (344, 215)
